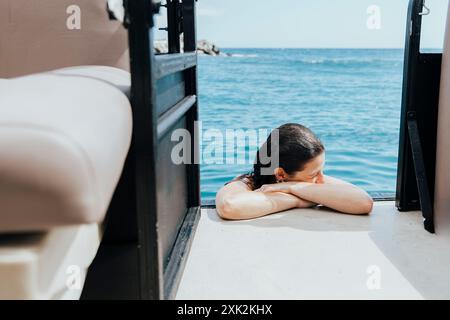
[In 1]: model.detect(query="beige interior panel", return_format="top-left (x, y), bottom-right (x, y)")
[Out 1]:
top-left (434, 3), bottom-right (450, 237)
top-left (0, 0), bottom-right (129, 78)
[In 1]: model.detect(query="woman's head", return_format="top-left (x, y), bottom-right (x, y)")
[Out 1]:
top-left (252, 123), bottom-right (325, 189)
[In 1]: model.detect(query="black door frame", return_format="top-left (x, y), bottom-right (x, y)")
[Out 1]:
top-left (82, 0), bottom-right (201, 300)
top-left (396, 0), bottom-right (442, 233)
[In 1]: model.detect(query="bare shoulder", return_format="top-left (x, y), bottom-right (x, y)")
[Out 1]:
top-left (216, 177), bottom-right (252, 205)
top-left (218, 174), bottom-right (254, 195)
top-left (216, 179), bottom-right (252, 210)
top-left (218, 179), bottom-right (252, 195)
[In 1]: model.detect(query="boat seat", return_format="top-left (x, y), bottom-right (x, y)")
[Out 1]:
top-left (0, 224), bottom-right (101, 299)
top-left (0, 65), bottom-right (132, 233)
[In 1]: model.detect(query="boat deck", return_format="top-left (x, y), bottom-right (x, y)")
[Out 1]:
top-left (176, 201), bottom-right (450, 299)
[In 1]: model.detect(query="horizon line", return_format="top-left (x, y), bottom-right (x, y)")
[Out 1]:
top-left (219, 47), bottom-right (407, 50)
top-left (217, 46), bottom-right (441, 50)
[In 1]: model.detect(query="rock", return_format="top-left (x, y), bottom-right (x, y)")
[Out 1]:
top-left (153, 39), bottom-right (223, 56)
top-left (154, 40), bottom-right (168, 54)
top-left (197, 40), bottom-right (221, 56)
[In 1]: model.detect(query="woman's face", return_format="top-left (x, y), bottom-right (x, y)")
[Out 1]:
top-left (286, 152), bottom-right (325, 184)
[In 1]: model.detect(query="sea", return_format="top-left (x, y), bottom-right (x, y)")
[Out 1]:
top-left (198, 48), bottom-right (404, 201)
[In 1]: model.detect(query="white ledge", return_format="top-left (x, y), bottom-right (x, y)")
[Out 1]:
top-left (177, 202), bottom-right (450, 300)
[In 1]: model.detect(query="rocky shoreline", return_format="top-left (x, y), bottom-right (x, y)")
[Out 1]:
top-left (154, 39), bottom-right (228, 56)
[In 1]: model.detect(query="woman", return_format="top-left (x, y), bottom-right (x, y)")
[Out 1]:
top-left (216, 123), bottom-right (373, 220)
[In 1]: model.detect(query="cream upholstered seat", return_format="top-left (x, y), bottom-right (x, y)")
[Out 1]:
top-left (0, 0), bottom-right (132, 299)
top-left (0, 66), bottom-right (132, 232)
top-left (0, 0), bottom-right (131, 232)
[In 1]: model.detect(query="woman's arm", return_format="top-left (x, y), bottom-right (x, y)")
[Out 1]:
top-left (259, 176), bottom-right (373, 215)
top-left (216, 181), bottom-right (316, 220)
top-left (289, 183), bottom-right (373, 215)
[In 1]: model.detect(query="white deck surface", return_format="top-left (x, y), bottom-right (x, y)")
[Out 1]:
top-left (176, 201), bottom-right (450, 300)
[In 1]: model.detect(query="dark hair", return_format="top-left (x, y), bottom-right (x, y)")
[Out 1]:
top-left (233, 123), bottom-right (325, 190)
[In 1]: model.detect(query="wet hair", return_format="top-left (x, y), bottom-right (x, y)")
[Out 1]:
top-left (230, 123), bottom-right (325, 190)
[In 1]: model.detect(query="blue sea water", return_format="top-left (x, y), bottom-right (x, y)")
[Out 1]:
top-left (198, 48), bottom-right (404, 201)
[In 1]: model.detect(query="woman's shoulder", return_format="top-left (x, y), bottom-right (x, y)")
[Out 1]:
top-left (225, 173), bottom-right (255, 190)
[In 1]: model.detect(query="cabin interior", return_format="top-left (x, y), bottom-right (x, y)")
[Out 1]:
top-left (1, 0), bottom-right (450, 300)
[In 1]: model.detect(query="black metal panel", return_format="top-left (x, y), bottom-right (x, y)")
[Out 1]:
top-left (156, 72), bottom-right (186, 116)
top-left (407, 112), bottom-right (435, 232)
top-left (396, 0), bottom-right (442, 214)
top-left (182, 0), bottom-right (197, 52)
top-left (397, 0), bottom-right (422, 211)
top-left (414, 53), bottom-right (441, 200)
top-left (157, 117), bottom-right (189, 265)
top-left (126, 0), bottom-right (162, 300)
top-left (164, 206), bottom-right (201, 299)
top-left (158, 95), bottom-right (196, 138)
top-left (155, 52), bottom-right (197, 79)
top-left (83, 0), bottom-right (201, 300)
top-left (167, 0), bottom-right (182, 53)
top-left (183, 0), bottom-right (200, 207)
top-left (80, 244), bottom-right (140, 300)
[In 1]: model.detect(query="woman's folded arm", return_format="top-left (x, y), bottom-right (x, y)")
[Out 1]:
top-left (216, 181), bottom-right (316, 220)
top-left (256, 175), bottom-right (373, 215)
top-left (288, 178), bottom-right (373, 215)
top-left (215, 174), bottom-right (373, 220)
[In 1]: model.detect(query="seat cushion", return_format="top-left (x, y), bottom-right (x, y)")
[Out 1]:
top-left (0, 224), bottom-right (101, 299)
top-left (0, 66), bottom-right (132, 232)
top-left (0, 0), bottom-right (129, 78)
